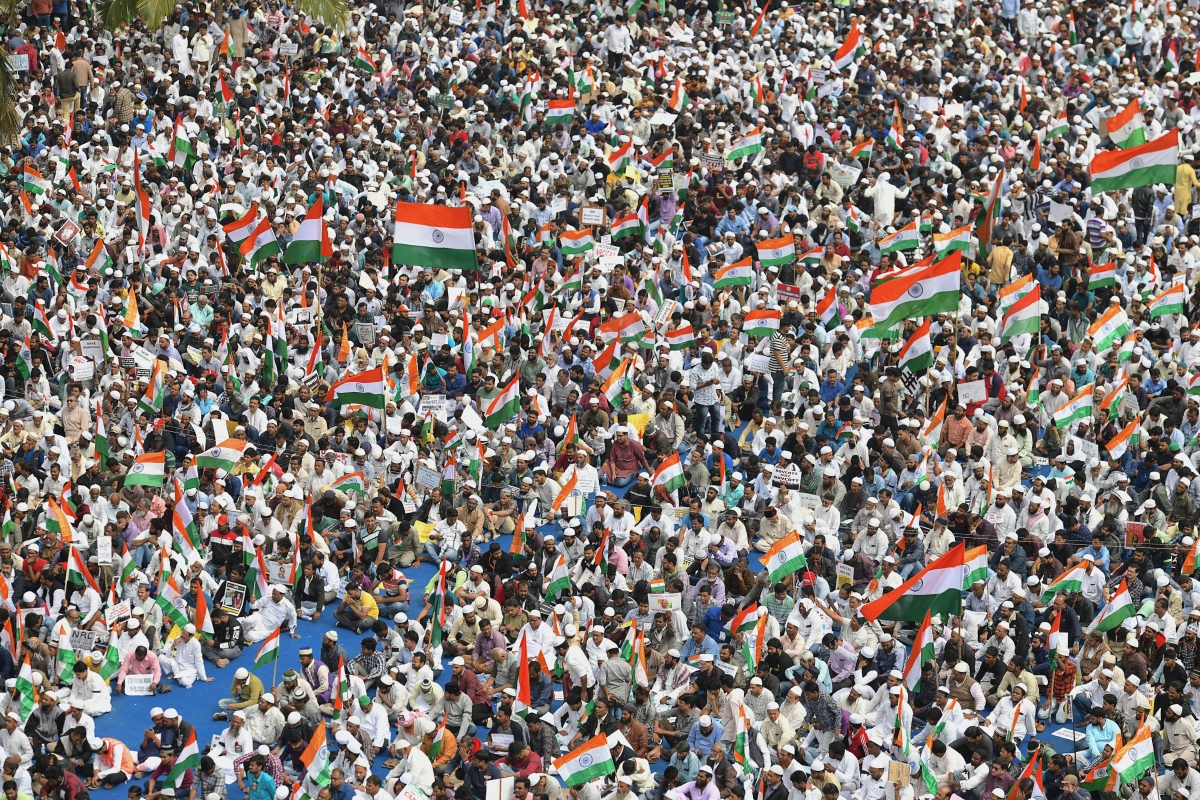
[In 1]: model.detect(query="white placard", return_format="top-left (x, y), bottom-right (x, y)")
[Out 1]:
top-left (551, 196), bottom-right (568, 215)
top-left (79, 338), bottom-right (105, 364)
top-left (486, 777), bottom-right (515, 800)
top-left (9, 54), bottom-right (28, 71)
top-left (1049, 202), bottom-right (1074, 224)
top-left (796, 492), bottom-right (821, 511)
top-left (713, 659), bottom-right (739, 676)
top-left (1069, 436), bottom-right (1100, 461)
top-left (278, 42), bottom-right (299, 56)
top-left (69, 629), bottom-right (98, 653)
top-left (105, 601), bottom-right (130, 626)
top-left (68, 356), bottom-right (94, 381)
top-left (744, 353), bottom-right (773, 373)
top-left (421, 394), bottom-right (450, 422)
top-left (918, 97), bottom-right (940, 113)
top-left (124, 674), bottom-right (154, 696)
top-left (490, 732), bottom-right (515, 751)
top-left (448, 8), bottom-right (464, 24)
top-left (774, 465), bottom-right (803, 488)
top-left (649, 111), bottom-right (679, 127)
top-left (97, 536), bottom-right (112, 564)
top-left (594, 244), bottom-right (620, 259)
top-left (957, 380), bottom-right (987, 405)
top-left (649, 592), bottom-right (681, 612)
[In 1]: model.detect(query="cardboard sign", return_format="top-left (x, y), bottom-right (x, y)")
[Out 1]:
top-left (278, 42), bottom-right (299, 56)
top-left (796, 492), bottom-right (821, 511)
top-left (594, 243), bottom-right (620, 259)
top-left (77, 338), bottom-right (105, 364)
top-left (415, 465), bottom-right (442, 491)
top-left (9, 54), bottom-right (28, 72)
top-left (836, 563), bottom-right (854, 589)
top-left (888, 760), bottom-right (911, 785)
top-left (448, 8), bottom-right (464, 24)
top-left (67, 356), bottom-right (94, 381)
top-left (774, 465), bottom-right (803, 488)
top-left (69, 629), bottom-right (98, 653)
top-left (580, 205), bottom-right (606, 226)
top-left (743, 353), bottom-right (773, 374)
top-left (124, 674), bottom-right (154, 696)
top-left (649, 592), bottom-right (681, 612)
top-left (957, 379), bottom-right (988, 405)
top-left (809, 69), bottom-right (827, 85)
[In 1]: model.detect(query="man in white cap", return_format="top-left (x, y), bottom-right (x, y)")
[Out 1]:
top-left (241, 585), bottom-right (300, 643)
top-left (385, 735), bottom-right (434, 795)
top-left (157, 624), bottom-right (211, 690)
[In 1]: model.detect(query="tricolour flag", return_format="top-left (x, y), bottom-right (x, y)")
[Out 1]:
top-left (125, 452), bottom-right (166, 487)
top-left (757, 236), bottom-right (796, 268)
top-left (1000, 285), bottom-right (1041, 344)
top-left (879, 220), bottom-right (920, 253)
top-left (651, 453), bottom-right (687, 496)
top-left (743, 308), bottom-right (781, 337)
top-left (861, 542), bottom-right (965, 622)
top-left (222, 202), bottom-right (259, 243)
top-left (932, 224), bottom-right (973, 257)
top-left (553, 735), bottom-right (615, 786)
top-left (559, 229), bottom-right (595, 256)
top-left (997, 273), bottom-right (1035, 315)
top-left (159, 728), bottom-right (201, 789)
top-left (196, 439), bottom-right (251, 473)
top-left (963, 545), bottom-right (989, 588)
top-left (1148, 284), bottom-right (1185, 317)
top-left (21, 165), bottom-right (48, 195)
top-left (1106, 415), bottom-right (1141, 459)
top-left (1040, 563), bottom-right (1089, 602)
top-left (1112, 725), bottom-right (1155, 783)
top-left (282, 196), bottom-right (333, 264)
top-left (897, 318), bottom-right (933, 373)
top-left (726, 603), bottom-right (761, 636)
top-left (1092, 578), bottom-right (1137, 632)
top-left (758, 529), bottom-right (808, 583)
top-left (325, 366), bottom-right (387, 409)
top-left (713, 257), bottom-right (754, 288)
top-left (484, 374), bottom-right (521, 429)
top-left (1089, 129), bottom-right (1179, 193)
top-left (610, 212), bottom-right (643, 241)
top-left (1053, 384), bottom-right (1095, 428)
top-left (870, 251), bottom-right (961, 332)
top-left (545, 98), bottom-right (575, 126)
top-left (1045, 112), bottom-right (1069, 140)
top-left (668, 77), bottom-right (690, 112)
top-left (665, 324), bottom-right (696, 351)
top-left (544, 553), bottom-right (571, 601)
top-left (902, 610), bottom-right (936, 691)
top-left (393, 203), bottom-right (479, 271)
top-left (1106, 99), bottom-right (1147, 149)
top-left (254, 626), bottom-right (281, 668)
top-left (831, 19), bottom-right (864, 69)
top-left (725, 127), bottom-right (764, 162)
top-left (1088, 305), bottom-right (1131, 352)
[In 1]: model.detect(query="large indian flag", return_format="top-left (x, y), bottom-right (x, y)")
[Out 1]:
top-left (1089, 304), bottom-right (1131, 352)
top-left (1040, 563), bottom-right (1089, 602)
top-left (1053, 384), bottom-right (1095, 428)
top-left (325, 366), bottom-right (386, 409)
top-left (196, 439), bottom-right (251, 473)
top-left (393, 203), bottom-right (479, 271)
top-left (757, 235), bottom-right (796, 267)
top-left (1112, 725), bottom-right (1155, 783)
top-left (282, 196), bottom-right (333, 264)
top-left (998, 273), bottom-right (1034, 315)
top-left (1000, 285), bottom-right (1041, 344)
top-left (861, 542), bottom-right (966, 622)
top-left (902, 610), bottom-right (936, 691)
top-left (1148, 284), bottom-right (1185, 317)
top-left (485, 374), bottom-right (522, 429)
top-left (553, 734), bottom-right (614, 786)
top-left (759, 529), bottom-right (808, 583)
top-left (870, 251), bottom-right (961, 332)
top-left (879, 220), bottom-right (920, 253)
top-left (651, 453), bottom-right (686, 495)
top-left (963, 545), bottom-right (989, 588)
top-left (897, 318), bottom-right (932, 373)
top-left (125, 452), bottom-right (166, 487)
top-left (1106, 100), bottom-right (1147, 149)
top-left (1089, 129), bottom-right (1179, 193)
top-left (1092, 578), bottom-right (1136, 632)
top-left (831, 19), bottom-right (864, 69)
top-left (1106, 415), bottom-right (1141, 459)
top-left (159, 729), bottom-right (201, 789)
top-left (726, 127), bottom-right (764, 162)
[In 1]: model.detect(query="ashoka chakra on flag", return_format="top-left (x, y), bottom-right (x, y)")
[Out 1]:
top-left (131, 464), bottom-right (145, 473)
top-left (908, 284), bottom-right (924, 298)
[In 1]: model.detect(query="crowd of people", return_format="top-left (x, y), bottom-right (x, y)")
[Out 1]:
top-left (6, 1), bottom-right (1200, 800)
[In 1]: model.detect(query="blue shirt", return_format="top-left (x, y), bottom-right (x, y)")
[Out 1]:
top-left (1085, 718), bottom-right (1121, 759)
top-left (247, 772), bottom-right (276, 800)
top-left (687, 721), bottom-right (725, 757)
top-left (680, 634), bottom-right (720, 660)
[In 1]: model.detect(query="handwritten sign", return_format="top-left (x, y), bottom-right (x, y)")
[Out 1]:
top-left (97, 536), bottom-right (112, 564)
top-left (743, 354), bottom-right (773, 374)
top-left (580, 206), bottom-right (606, 226)
top-left (836, 564), bottom-right (854, 589)
top-left (278, 42), bottom-right (299, 56)
top-left (415, 465), bottom-right (441, 492)
top-left (448, 8), bottom-right (464, 24)
top-left (796, 492), bottom-right (821, 511)
top-left (124, 674), bottom-right (154, 696)
top-left (105, 601), bottom-right (130, 627)
top-left (957, 380), bottom-right (987, 405)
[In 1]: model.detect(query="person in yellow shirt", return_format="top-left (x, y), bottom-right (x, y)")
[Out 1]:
top-left (334, 584), bottom-right (379, 632)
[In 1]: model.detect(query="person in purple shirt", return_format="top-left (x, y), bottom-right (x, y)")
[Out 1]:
top-left (670, 765), bottom-right (721, 800)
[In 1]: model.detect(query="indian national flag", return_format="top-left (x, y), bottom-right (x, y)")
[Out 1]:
top-left (354, 47), bottom-right (377, 73)
top-left (743, 308), bottom-right (781, 337)
top-left (815, 285), bottom-right (838, 327)
top-left (1082, 754), bottom-right (1120, 793)
top-left (160, 728), bottom-right (201, 789)
top-left (1053, 383), bottom-right (1095, 428)
top-left (65, 545), bottom-right (100, 594)
top-left (870, 251), bottom-right (961, 332)
top-left (544, 553), bottom-right (571, 601)
top-left (607, 140), bottom-right (632, 173)
top-left (713, 257), bottom-right (754, 288)
top-left (325, 366), bottom-right (387, 410)
top-left (559, 229), bottom-right (594, 256)
top-left (998, 273), bottom-right (1035, 314)
top-left (553, 735), bottom-right (615, 786)
top-left (1000, 285), bottom-right (1041, 344)
top-left (196, 438), bottom-right (251, 473)
top-left (799, 246), bottom-right (825, 265)
top-left (393, 203), bottom-right (478, 271)
top-left (222, 202), bottom-right (259, 243)
top-left (1148, 284), bottom-right (1185, 317)
top-left (758, 529), bottom-right (809, 583)
top-left (831, 18), bottom-right (864, 69)
top-left (924, 397), bottom-right (947, 444)
top-left (21, 165), bottom-right (48, 195)
top-left (1089, 129), bottom-right (1179, 193)
top-left (85, 239), bottom-right (114, 275)
top-left (1165, 39), bottom-right (1180, 73)
top-left (963, 545), bottom-right (989, 588)
top-left (1088, 305), bottom-right (1131, 352)
top-left (125, 452), bottom-right (166, 487)
top-left (668, 77), bottom-right (690, 112)
top-left (611, 212), bottom-right (643, 241)
top-left (485, 374), bottom-right (521, 429)
top-left (861, 542), bottom-right (965, 623)
top-left (897, 318), bottom-right (933, 373)
top-left (1090, 261), bottom-right (1116, 289)
top-left (665, 323), bottom-right (696, 351)
top-left (1045, 112), bottom-right (1069, 140)
top-left (299, 722), bottom-right (332, 786)
top-left (1040, 563), bottom-right (1089, 602)
top-left (651, 452), bottom-right (687, 496)
top-left (848, 139), bottom-right (874, 159)
top-left (602, 358), bottom-right (634, 403)
top-left (726, 603), bottom-right (761, 636)
top-left (1106, 99), bottom-right (1147, 149)
top-left (282, 196), bottom-right (333, 264)
top-left (757, 235), bottom-right (796, 267)
top-left (1092, 578), bottom-right (1136, 632)
top-left (725, 127), bottom-right (764, 162)
top-left (332, 472), bottom-right (368, 496)
top-left (1106, 415), bottom-right (1141, 459)
top-left (902, 610), bottom-right (936, 691)
top-left (254, 626), bottom-right (281, 668)
top-left (545, 98), bottom-right (575, 126)
top-left (932, 224), bottom-right (973, 257)
top-left (239, 218), bottom-right (281, 265)
top-left (879, 220), bottom-right (920, 253)
top-left (1112, 725), bottom-right (1155, 783)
